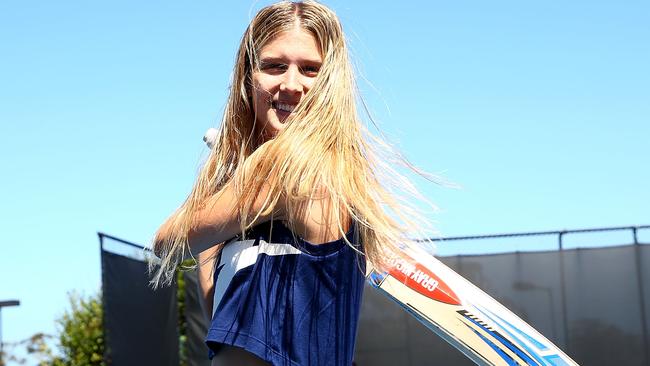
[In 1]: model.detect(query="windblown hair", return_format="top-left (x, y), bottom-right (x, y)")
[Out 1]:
top-left (150, 0), bottom-right (437, 287)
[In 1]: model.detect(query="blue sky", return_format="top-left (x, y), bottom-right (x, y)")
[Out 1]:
top-left (1, 0), bottom-right (648, 351)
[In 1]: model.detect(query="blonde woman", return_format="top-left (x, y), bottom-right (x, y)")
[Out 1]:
top-left (152, 1), bottom-right (434, 365)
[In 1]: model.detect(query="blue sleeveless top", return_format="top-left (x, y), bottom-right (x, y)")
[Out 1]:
top-left (205, 221), bottom-right (366, 366)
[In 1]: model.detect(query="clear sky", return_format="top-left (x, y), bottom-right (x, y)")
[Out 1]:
top-left (1, 0), bottom-right (648, 351)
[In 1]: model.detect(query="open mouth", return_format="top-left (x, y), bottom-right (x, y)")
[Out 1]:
top-left (273, 101), bottom-right (297, 114)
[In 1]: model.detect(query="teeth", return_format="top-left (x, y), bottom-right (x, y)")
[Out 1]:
top-left (276, 102), bottom-right (296, 113)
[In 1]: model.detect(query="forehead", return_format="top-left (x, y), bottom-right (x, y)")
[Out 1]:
top-left (259, 27), bottom-right (322, 63)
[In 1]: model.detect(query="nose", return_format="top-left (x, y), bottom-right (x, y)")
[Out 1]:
top-left (280, 65), bottom-right (304, 94)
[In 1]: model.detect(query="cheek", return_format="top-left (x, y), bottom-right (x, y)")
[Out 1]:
top-left (253, 94), bottom-right (269, 122)
top-left (303, 78), bottom-right (316, 93)
top-left (253, 73), bottom-right (276, 94)
top-left (251, 76), bottom-right (269, 113)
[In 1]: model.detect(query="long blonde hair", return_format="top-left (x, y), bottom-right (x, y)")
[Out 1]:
top-left (150, 0), bottom-right (437, 287)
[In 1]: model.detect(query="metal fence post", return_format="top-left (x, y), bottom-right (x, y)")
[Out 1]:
top-left (558, 231), bottom-right (570, 354)
top-left (632, 227), bottom-right (650, 365)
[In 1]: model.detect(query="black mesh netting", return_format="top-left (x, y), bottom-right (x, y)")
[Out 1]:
top-left (101, 236), bottom-right (649, 365)
top-left (101, 250), bottom-right (179, 366)
top-left (354, 244), bottom-right (650, 366)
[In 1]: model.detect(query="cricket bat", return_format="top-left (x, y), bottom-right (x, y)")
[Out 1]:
top-left (202, 129), bottom-right (578, 365)
top-left (367, 243), bottom-right (579, 365)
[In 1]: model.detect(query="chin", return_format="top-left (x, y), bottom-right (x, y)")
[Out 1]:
top-left (261, 126), bottom-right (281, 141)
top-left (269, 119), bottom-right (287, 131)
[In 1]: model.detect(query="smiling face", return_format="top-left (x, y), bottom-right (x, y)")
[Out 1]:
top-left (251, 26), bottom-right (323, 141)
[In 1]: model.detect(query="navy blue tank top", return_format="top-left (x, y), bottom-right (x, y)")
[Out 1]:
top-left (205, 221), bottom-right (366, 366)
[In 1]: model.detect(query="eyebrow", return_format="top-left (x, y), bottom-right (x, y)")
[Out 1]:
top-left (259, 57), bottom-right (322, 65)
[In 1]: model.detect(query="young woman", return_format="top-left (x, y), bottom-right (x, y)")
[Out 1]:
top-left (152, 1), bottom-right (435, 365)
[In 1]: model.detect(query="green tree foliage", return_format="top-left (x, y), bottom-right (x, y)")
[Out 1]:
top-left (3, 261), bottom-right (196, 365)
top-left (177, 258), bottom-right (198, 366)
top-left (55, 293), bottom-right (105, 366)
top-left (26, 333), bottom-right (63, 366)
top-left (177, 264), bottom-right (189, 366)
top-left (0, 293), bottom-right (103, 366)
top-left (0, 332), bottom-right (60, 366)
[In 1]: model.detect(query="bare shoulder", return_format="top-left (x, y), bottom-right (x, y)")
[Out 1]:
top-left (289, 196), bottom-right (351, 245)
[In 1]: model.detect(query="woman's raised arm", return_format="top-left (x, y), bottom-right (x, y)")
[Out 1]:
top-left (154, 143), bottom-right (281, 256)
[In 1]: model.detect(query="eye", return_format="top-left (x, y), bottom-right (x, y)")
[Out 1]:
top-left (301, 64), bottom-right (320, 77)
top-left (260, 62), bottom-right (287, 74)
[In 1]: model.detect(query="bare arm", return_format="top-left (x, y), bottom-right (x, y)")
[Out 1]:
top-left (197, 245), bottom-right (220, 321)
top-left (154, 141), bottom-right (348, 258)
top-left (154, 143), bottom-right (279, 257)
top-left (187, 182), bottom-right (258, 254)
top-left (186, 178), bottom-right (350, 252)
